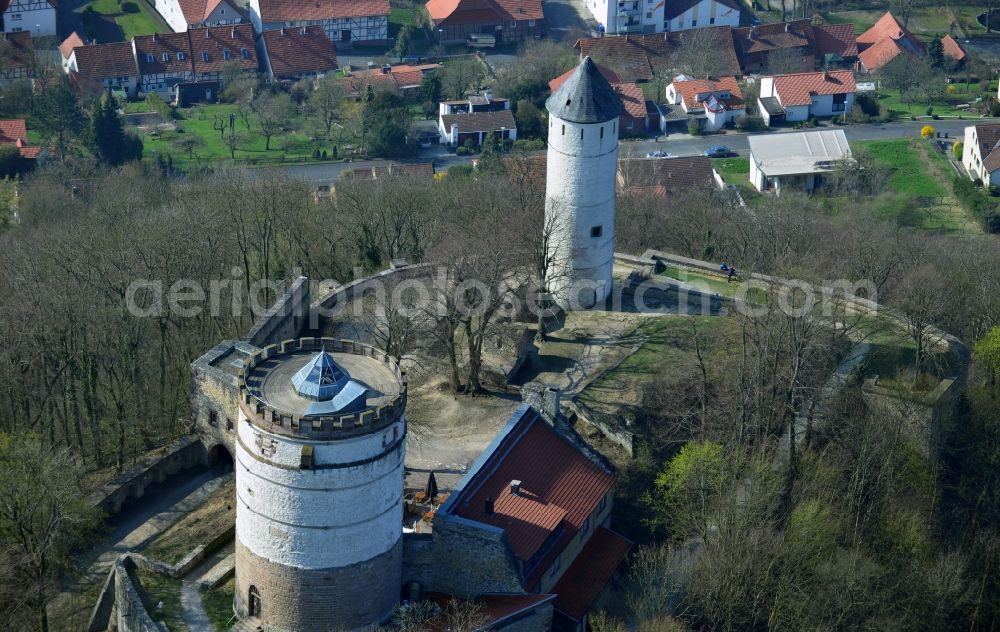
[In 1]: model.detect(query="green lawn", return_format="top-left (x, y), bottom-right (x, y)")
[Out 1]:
top-left (820, 5), bottom-right (989, 40)
top-left (660, 266), bottom-right (741, 296)
top-left (712, 157), bottom-right (749, 185)
top-left (136, 568), bottom-right (188, 631)
top-left (855, 139), bottom-right (944, 198)
top-left (202, 578), bottom-right (236, 631)
top-left (89, 0), bottom-right (168, 41)
top-left (875, 80), bottom-right (997, 119)
top-left (136, 102), bottom-right (362, 170)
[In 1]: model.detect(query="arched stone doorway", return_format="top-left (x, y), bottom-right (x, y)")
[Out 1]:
top-left (207, 443), bottom-right (234, 470)
top-left (248, 585), bottom-right (261, 618)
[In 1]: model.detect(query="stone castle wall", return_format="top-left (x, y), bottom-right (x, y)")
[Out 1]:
top-left (243, 276), bottom-right (310, 348)
top-left (234, 538), bottom-right (402, 631)
top-left (429, 517), bottom-right (523, 598)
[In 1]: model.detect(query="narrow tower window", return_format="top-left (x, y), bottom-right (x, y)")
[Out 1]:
top-left (600, 126), bottom-right (604, 139)
top-left (561, 125), bottom-right (565, 135)
top-left (580, 128), bottom-right (584, 138)
top-left (591, 225), bottom-right (603, 238)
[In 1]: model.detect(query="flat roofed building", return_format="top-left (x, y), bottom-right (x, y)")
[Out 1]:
top-left (747, 128), bottom-right (851, 195)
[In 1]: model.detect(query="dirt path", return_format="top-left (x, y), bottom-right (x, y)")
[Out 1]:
top-left (179, 542), bottom-right (235, 631)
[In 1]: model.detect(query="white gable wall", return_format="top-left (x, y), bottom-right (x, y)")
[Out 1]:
top-left (3, 0), bottom-right (56, 36)
top-left (666, 0), bottom-right (738, 32)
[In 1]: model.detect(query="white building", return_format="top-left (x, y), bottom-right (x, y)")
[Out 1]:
top-left (247, 0), bottom-right (389, 46)
top-left (757, 70), bottom-right (855, 126)
top-left (155, 0), bottom-right (243, 33)
top-left (1, 0), bottom-right (56, 36)
top-left (583, 0), bottom-right (738, 34)
top-left (747, 129), bottom-right (852, 195)
top-left (544, 57), bottom-right (623, 309)
top-left (665, 75), bottom-right (745, 132)
top-left (962, 123), bottom-right (1000, 186)
top-left (234, 339), bottom-right (406, 630)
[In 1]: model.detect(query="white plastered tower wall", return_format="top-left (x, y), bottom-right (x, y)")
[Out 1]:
top-left (544, 57), bottom-right (624, 309)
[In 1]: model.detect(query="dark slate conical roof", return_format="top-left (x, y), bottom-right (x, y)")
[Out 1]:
top-left (545, 56), bottom-right (624, 124)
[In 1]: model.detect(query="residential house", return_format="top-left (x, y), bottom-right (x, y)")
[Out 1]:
top-left (941, 34), bottom-right (966, 65)
top-left (155, 0), bottom-right (243, 33)
top-left (811, 23), bottom-right (858, 67)
top-left (259, 25), bottom-right (338, 81)
top-left (747, 128), bottom-right (851, 194)
top-left (438, 100), bottom-right (516, 146)
top-left (180, 24), bottom-right (256, 102)
top-left (426, 0), bottom-right (544, 44)
top-left (247, 0), bottom-right (389, 46)
top-left (961, 123), bottom-right (1000, 186)
top-left (341, 62), bottom-right (440, 98)
top-left (0, 30), bottom-right (33, 85)
top-left (732, 20), bottom-right (816, 74)
top-left (64, 39), bottom-right (140, 97)
top-left (134, 32), bottom-right (196, 99)
top-left (58, 31), bottom-right (83, 71)
top-left (1, 0), bottom-right (56, 36)
top-left (757, 69), bottom-right (855, 126)
top-left (617, 155), bottom-right (724, 197)
top-left (583, 0), bottom-right (738, 35)
top-left (575, 28), bottom-right (740, 82)
top-left (856, 11), bottom-right (924, 72)
top-left (431, 403), bottom-right (632, 631)
top-left (665, 75), bottom-right (744, 131)
top-left (0, 118), bottom-right (40, 160)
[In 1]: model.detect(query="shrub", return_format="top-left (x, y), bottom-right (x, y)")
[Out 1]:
top-left (920, 125), bottom-right (936, 138)
top-left (947, 84), bottom-right (957, 94)
top-left (456, 146), bottom-right (470, 155)
top-left (513, 138), bottom-right (545, 151)
top-left (952, 175), bottom-right (1000, 233)
top-left (990, 100), bottom-right (1000, 117)
top-left (873, 192), bottom-right (923, 227)
top-left (734, 115), bottom-right (764, 131)
top-left (448, 164), bottom-right (474, 178)
top-left (145, 93), bottom-right (176, 120)
top-left (953, 141), bottom-right (963, 160)
top-left (855, 92), bottom-right (880, 117)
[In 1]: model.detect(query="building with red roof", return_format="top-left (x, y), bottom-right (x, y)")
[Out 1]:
top-left (941, 34), bottom-right (966, 64)
top-left (962, 123), bottom-right (1000, 186)
top-left (429, 402), bottom-right (631, 630)
top-left (0, 119), bottom-right (41, 163)
top-left (260, 26), bottom-right (339, 80)
top-left (856, 11), bottom-right (925, 72)
top-left (758, 69), bottom-right (855, 126)
top-left (575, 28), bottom-right (741, 82)
top-left (247, 0), bottom-right (389, 46)
top-left (341, 62), bottom-right (440, 98)
top-left (2, 0), bottom-right (57, 37)
top-left (0, 30), bottom-right (34, 85)
top-left (665, 75), bottom-right (744, 131)
top-left (426, 0), bottom-right (544, 44)
top-left (154, 0), bottom-right (243, 33)
top-left (549, 64), bottom-right (652, 137)
top-left (64, 39), bottom-right (140, 97)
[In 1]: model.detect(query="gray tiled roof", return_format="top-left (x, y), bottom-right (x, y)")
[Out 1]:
top-left (546, 56), bottom-right (623, 124)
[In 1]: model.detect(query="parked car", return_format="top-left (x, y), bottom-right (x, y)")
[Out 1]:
top-left (704, 146), bottom-right (737, 158)
top-left (645, 150), bottom-right (674, 158)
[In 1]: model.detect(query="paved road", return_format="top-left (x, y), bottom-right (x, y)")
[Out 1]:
top-left (274, 119), bottom-right (974, 184)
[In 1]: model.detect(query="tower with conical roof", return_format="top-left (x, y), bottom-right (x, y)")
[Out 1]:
top-left (234, 338), bottom-right (407, 631)
top-left (544, 56), bottom-right (624, 309)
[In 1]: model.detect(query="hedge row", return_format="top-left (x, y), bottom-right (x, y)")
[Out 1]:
top-left (952, 176), bottom-right (1000, 233)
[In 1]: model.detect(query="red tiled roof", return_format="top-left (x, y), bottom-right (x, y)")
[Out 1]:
top-left (974, 124), bottom-right (1000, 173)
top-left (189, 24), bottom-right (257, 74)
top-left (611, 82), bottom-right (646, 119)
top-left (261, 26), bottom-right (339, 78)
top-left (341, 63), bottom-right (440, 94)
top-left (427, 0), bottom-right (542, 25)
top-left (674, 75), bottom-right (742, 111)
top-left (734, 19), bottom-right (812, 55)
top-left (768, 69), bottom-right (855, 106)
top-left (813, 23), bottom-right (858, 58)
top-left (175, 0), bottom-right (235, 24)
top-left (258, 0), bottom-right (389, 23)
top-left (552, 527), bottom-right (632, 622)
top-left (448, 408), bottom-right (614, 585)
top-left (0, 31), bottom-right (34, 72)
top-left (549, 62), bottom-right (619, 92)
top-left (576, 29), bottom-right (740, 82)
top-left (134, 32), bottom-right (194, 75)
top-left (440, 108), bottom-right (516, 134)
top-left (71, 41), bottom-right (138, 79)
top-left (857, 11), bottom-right (917, 46)
top-left (59, 32), bottom-right (85, 60)
top-left (942, 34), bottom-right (966, 61)
top-left (618, 156), bottom-right (718, 196)
top-left (858, 35), bottom-right (906, 71)
top-left (0, 119), bottom-right (27, 144)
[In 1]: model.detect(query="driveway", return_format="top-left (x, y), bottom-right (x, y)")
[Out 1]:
top-left (542, 0), bottom-right (599, 41)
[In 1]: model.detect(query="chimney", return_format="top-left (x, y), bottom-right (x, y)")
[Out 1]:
top-left (205, 28), bottom-right (210, 37)
top-left (543, 386), bottom-right (561, 421)
top-left (785, 22), bottom-right (790, 32)
top-left (485, 496), bottom-right (495, 514)
top-left (510, 480), bottom-right (522, 496)
top-left (280, 27), bottom-right (285, 35)
top-left (231, 28), bottom-right (236, 39)
top-left (301, 26), bottom-right (307, 35)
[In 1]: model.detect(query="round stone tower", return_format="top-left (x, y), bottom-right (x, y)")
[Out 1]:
top-left (544, 56), bottom-right (624, 309)
top-left (234, 337), bottom-right (406, 631)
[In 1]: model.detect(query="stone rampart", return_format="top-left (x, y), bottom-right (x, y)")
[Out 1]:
top-left (243, 276), bottom-right (310, 348)
top-left (87, 555), bottom-right (164, 632)
top-left (88, 436), bottom-right (202, 515)
top-left (310, 263), bottom-right (436, 327)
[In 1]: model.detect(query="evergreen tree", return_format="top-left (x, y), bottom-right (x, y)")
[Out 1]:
top-left (477, 131), bottom-right (505, 174)
top-left (420, 71), bottom-right (442, 104)
top-left (929, 37), bottom-right (945, 68)
top-left (90, 91), bottom-right (142, 165)
top-left (33, 80), bottom-right (83, 156)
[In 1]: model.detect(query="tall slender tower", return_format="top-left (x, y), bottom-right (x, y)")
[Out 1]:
top-left (544, 56), bottom-right (624, 309)
top-left (234, 337), bottom-right (406, 631)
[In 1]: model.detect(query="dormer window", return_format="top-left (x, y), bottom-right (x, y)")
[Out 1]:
top-left (146, 53), bottom-right (154, 63)
top-left (161, 52), bottom-right (169, 62)
top-left (202, 51), bottom-right (210, 61)
top-left (241, 47), bottom-right (249, 58)
top-left (224, 49), bottom-right (231, 60)
top-left (177, 51), bottom-right (185, 60)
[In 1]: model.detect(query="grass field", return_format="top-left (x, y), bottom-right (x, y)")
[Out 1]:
top-left (820, 5), bottom-right (989, 40)
top-left (140, 478), bottom-right (234, 565)
top-left (202, 578), bottom-right (236, 631)
top-left (857, 139), bottom-right (945, 198)
top-left (875, 79), bottom-right (998, 119)
top-left (89, 0), bottom-right (168, 41)
top-left (134, 102), bottom-right (363, 170)
top-left (136, 568), bottom-right (188, 631)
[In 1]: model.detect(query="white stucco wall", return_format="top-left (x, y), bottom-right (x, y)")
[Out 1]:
top-left (961, 125), bottom-right (984, 182)
top-left (545, 114), bottom-right (618, 309)
top-left (155, 0), bottom-right (189, 32)
top-left (783, 104), bottom-right (810, 122)
top-left (807, 93), bottom-right (854, 118)
top-left (3, 1), bottom-right (56, 36)
top-left (666, 0), bottom-right (738, 31)
top-left (235, 412), bottom-right (405, 570)
top-left (750, 156), bottom-right (764, 192)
